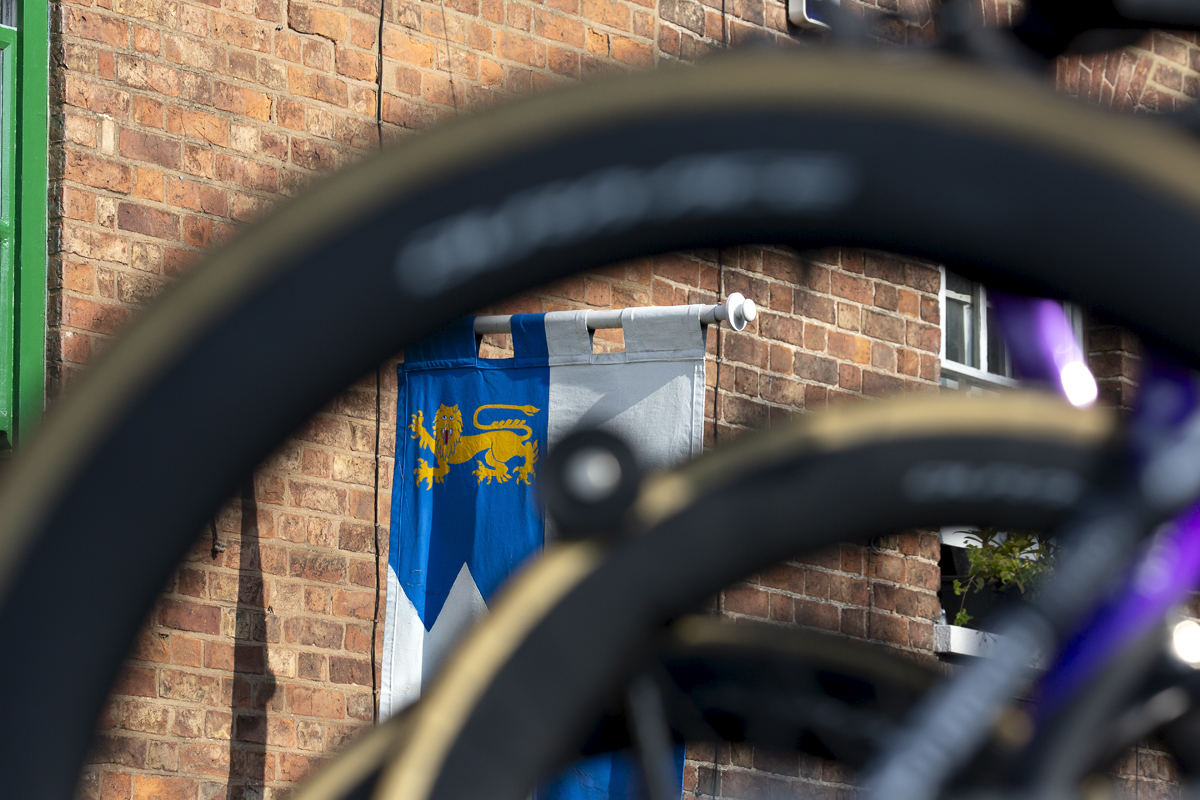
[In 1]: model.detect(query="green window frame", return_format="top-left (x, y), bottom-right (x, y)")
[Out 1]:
top-left (0, 0), bottom-right (47, 450)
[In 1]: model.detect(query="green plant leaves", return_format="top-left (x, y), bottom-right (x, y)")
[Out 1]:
top-left (950, 528), bottom-right (1055, 627)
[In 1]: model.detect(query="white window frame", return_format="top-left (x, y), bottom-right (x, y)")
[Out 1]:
top-left (939, 267), bottom-right (1084, 393)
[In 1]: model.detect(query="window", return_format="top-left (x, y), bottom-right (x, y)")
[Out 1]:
top-left (939, 267), bottom-right (1084, 394)
top-left (939, 269), bottom-right (1017, 392)
top-left (0, 1), bottom-right (47, 449)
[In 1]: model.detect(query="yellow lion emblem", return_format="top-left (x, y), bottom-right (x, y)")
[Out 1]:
top-left (410, 403), bottom-right (540, 490)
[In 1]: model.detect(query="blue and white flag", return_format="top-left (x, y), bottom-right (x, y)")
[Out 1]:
top-left (380, 307), bottom-right (705, 795)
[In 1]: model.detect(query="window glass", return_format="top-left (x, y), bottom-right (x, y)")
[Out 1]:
top-left (944, 294), bottom-right (971, 366)
top-left (945, 271), bottom-right (974, 297)
top-left (986, 297), bottom-right (1011, 377)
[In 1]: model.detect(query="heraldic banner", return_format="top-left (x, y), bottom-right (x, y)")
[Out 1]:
top-left (380, 306), bottom-right (706, 799)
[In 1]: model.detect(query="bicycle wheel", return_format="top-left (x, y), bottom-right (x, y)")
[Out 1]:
top-left (293, 614), bottom-right (942, 800)
top-left (331, 391), bottom-right (1116, 800)
top-left (3, 47), bottom-right (1200, 798)
top-left (581, 614), bottom-right (937, 766)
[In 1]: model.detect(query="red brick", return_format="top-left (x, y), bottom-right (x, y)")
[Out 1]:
top-left (831, 271), bottom-right (872, 304)
top-left (794, 598), bottom-right (839, 631)
top-left (166, 107), bottom-right (229, 147)
top-left (534, 10), bottom-right (585, 46)
top-left (289, 2), bottom-right (348, 41)
top-left (119, 129), bottom-right (180, 170)
top-left (66, 76), bottom-right (131, 117)
top-left (862, 370), bottom-right (903, 397)
top-left (170, 635), bottom-right (203, 667)
top-left (344, 624), bottom-right (372, 653)
top-left (63, 8), bottom-right (130, 46)
top-left (907, 560), bottom-right (941, 592)
top-left (129, 631), bottom-right (171, 663)
top-left (581, 0), bottom-right (630, 28)
top-left (90, 735), bottom-right (147, 768)
top-left (131, 775), bottom-right (196, 800)
top-left (867, 611), bottom-right (908, 645)
top-left (117, 202), bottom-right (180, 240)
top-left (101, 771), bottom-right (133, 800)
top-left (869, 552), bottom-right (905, 582)
top-left (329, 655), bottom-right (372, 686)
top-left (210, 11), bottom-right (271, 52)
top-left (333, 588), bottom-right (375, 619)
top-left (288, 66), bottom-right (349, 106)
top-left (906, 321), bottom-right (941, 353)
top-left (183, 216), bottom-right (212, 248)
top-left (112, 666), bottom-right (157, 698)
top-left (62, 187), bottom-right (97, 222)
top-left (179, 743), bottom-right (229, 778)
top-left (163, 35), bottom-right (222, 73)
top-left (66, 151), bottom-right (132, 193)
top-left (757, 563), bottom-right (803, 593)
top-left (905, 263), bottom-right (940, 293)
top-left (336, 47), bottom-right (377, 82)
top-left (214, 82), bottom-right (273, 121)
top-left (497, 30), bottom-right (547, 67)
top-left (280, 752), bottom-right (324, 783)
top-left (63, 295), bottom-right (132, 334)
top-left (163, 177), bottom-right (228, 216)
top-left (611, 35), bottom-right (652, 67)
top-left (158, 670), bottom-right (221, 705)
top-left (286, 685), bottom-right (346, 718)
top-left (115, 55), bottom-right (180, 96)
top-left (863, 310), bottom-right (904, 343)
top-left (284, 617), bottom-right (345, 647)
top-left (292, 138), bottom-right (338, 172)
top-left (215, 154), bottom-right (278, 192)
top-left (723, 584), bottom-right (768, 617)
top-left (828, 331), bottom-right (870, 364)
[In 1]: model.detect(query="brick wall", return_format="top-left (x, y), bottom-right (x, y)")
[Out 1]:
top-left (1058, 30), bottom-right (1200, 113)
top-left (52, 0), bottom-right (1187, 799)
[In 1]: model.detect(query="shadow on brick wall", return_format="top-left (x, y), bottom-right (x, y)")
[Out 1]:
top-left (228, 483), bottom-right (276, 800)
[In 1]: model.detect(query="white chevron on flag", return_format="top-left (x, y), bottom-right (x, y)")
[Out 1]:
top-left (380, 563), bottom-right (487, 716)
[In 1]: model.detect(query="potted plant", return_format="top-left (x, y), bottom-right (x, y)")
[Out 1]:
top-left (946, 529), bottom-right (1056, 629)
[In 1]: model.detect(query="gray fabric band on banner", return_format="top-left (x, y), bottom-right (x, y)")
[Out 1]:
top-left (545, 310), bottom-right (593, 366)
top-left (622, 304), bottom-right (707, 362)
top-left (543, 306), bottom-right (708, 365)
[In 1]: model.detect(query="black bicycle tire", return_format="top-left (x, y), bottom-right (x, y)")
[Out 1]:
top-left (2, 48), bottom-right (1198, 798)
top-left (364, 392), bottom-right (1116, 800)
top-left (584, 614), bottom-right (937, 765)
top-left (294, 614), bottom-right (941, 800)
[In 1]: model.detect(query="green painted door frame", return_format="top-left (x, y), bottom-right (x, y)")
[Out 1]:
top-left (0, 23), bottom-right (17, 448)
top-left (2, 1), bottom-right (47, 447)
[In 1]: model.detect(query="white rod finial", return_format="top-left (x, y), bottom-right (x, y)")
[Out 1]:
top-left (724, 293), bottom-right (757, 331)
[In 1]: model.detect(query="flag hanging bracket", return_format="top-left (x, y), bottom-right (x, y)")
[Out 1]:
top-left (473, 293), bottom-right (758, 336)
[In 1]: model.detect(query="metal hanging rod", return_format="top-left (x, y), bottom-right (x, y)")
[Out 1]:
top-left (474, 293), bottom-right (758, 335)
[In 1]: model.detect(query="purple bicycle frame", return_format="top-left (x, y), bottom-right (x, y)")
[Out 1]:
top-left (990, 293), bottom-right (1200, 714)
